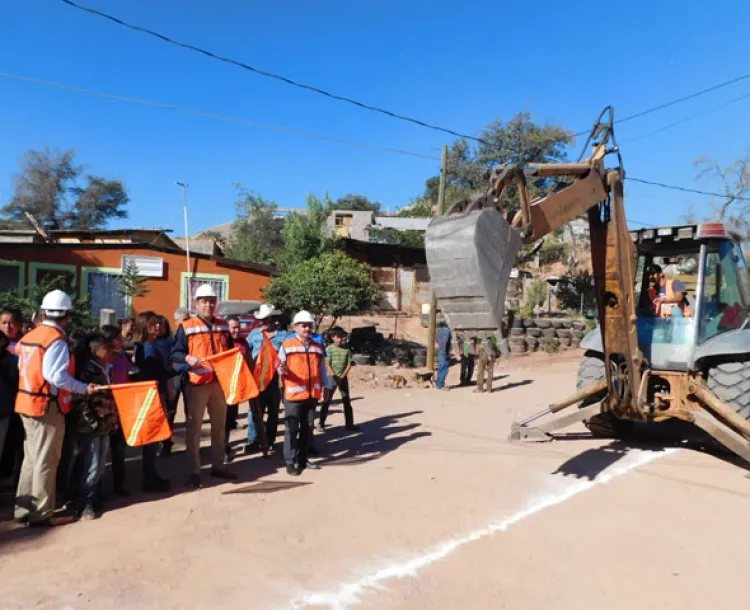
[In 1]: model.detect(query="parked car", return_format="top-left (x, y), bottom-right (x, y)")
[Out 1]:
top-left (216, 300), bottom-right (263, 339)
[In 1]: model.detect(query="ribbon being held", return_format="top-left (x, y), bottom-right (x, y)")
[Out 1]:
top-left (203, 347), bottom-right (260, 404)
top-left (111, 380), bottom-right (171, 447)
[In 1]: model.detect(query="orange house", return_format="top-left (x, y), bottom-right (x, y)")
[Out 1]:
top-left (0, 229), bottom-right (273, 319)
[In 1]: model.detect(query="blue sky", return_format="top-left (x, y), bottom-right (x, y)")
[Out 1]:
top-left (1, 0), bottom-right (749, 236)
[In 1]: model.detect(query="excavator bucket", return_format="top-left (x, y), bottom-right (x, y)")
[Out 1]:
top-left (425, 207), bottom-right (523, 337)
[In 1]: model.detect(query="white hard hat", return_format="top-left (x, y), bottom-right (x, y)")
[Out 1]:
top-left (292, 310), bottom-right (315, 325)
top-left (195, 284), bottom-right (217, 300)
top-left (40, 290), bottom-right (73, 318)
top-left (255, 303), bottom-right (281, 320)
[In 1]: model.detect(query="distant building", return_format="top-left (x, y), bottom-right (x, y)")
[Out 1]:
top-left (0, 228), bottom-right (272, 319)
top-left (327, 210), bottom-right (430, 241)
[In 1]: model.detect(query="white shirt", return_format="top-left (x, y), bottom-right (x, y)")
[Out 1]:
top-left (39, 321), bottom-right (88, 396)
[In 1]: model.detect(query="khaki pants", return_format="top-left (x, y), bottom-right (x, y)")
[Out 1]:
top-left (184, 382), bottom-right (227, 476)
top-left (476, 349), bottom-right (495, 393)
top-left (14, 403), bottom-right (65, 522)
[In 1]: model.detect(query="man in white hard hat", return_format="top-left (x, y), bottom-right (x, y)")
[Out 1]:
top-left (14, 290), bottom-right (98, 526)
top-left (171, 284), bottom-right (236, 488)
top-left (244, 303), bottom-right (283, 454)
top-left (277, 310), bottom-right (330, 476)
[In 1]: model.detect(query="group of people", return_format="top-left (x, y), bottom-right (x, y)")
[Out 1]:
top-left (0, 283), bottom-right (360, 527)
top-left (434, 320), bottom-right (501, 392)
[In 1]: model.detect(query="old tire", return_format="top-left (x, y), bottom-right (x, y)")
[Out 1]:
top-left (542, 328), bottom-right (557, 340)
top-left (706, 361), bottom-right (750, 420)
top-left (510, 328), bottom-right (526, 337)
top-left (352, 353), bottom-right (372, 366)
top-left (536, 319), bottom-right (552, 329)
top-left (526, 328), bottom-right (542, 338)
top-left (556, 329), bottom-right (572, 339)
top-left (523, 318), bottom-right (536, 328)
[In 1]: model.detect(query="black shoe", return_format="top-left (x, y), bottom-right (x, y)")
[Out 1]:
top-left (27, 517), bottom-right (61, 528)
top-left (114, 486), bottom-right (131, 498)
top-left (143, 476), bottom-right (171, 493)
top-left (286, 464), bottom-right (301, 476)
top-left (210, 468), bottom-right (237, 480)
top-left (225, 447), bottom-right (235, 463)
top-left (304, 461), bottom-right (321, 470)
top-left (345, 424), bottom-right (361, 432)
top-left (244, 441), bottom-right (260, 455)
top-left (308, 446), bottom-right (320, 457)
top-left (80, 505), bottom-right (99, 521)
top-left (188, 474), bottom-right (202, 489)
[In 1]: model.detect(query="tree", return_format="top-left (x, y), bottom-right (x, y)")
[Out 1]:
top-left (224, 188), bottom-right (285, 266)
top-left (694, 151), bottom-right (750, 231)
top-left (420, 113), bottom-right (572, 213)
top-left (263, 251), bottom-right (379, 327)
top-left (1, 148), bottom-right (129, 229)
top-left (117, 261), bottom-right (151, 300)
top-left (557, 269), bottom-right (596, 316)
top-left (368, 227), bottom-right (424, 247)
top-left (332, 194), bottom-right (381, 213)
top-left (281, 193), bottom-right (338, 267)
top-left (0, 275), bottom-right (95, 329)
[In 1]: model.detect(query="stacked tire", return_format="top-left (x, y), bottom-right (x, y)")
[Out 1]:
top-left (509, 316), bottom-right (527, 354)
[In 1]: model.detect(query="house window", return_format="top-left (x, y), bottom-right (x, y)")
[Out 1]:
top-left (29, 263), bottom-right (77, 294)
top-left (0, 260), bottom-right (24, 293)
top-left (83, 268), bottom-right (128, 320)
top-left (183, 276), bottom-right (228, 313)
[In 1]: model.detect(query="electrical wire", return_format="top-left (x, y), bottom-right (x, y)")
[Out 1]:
top-left (620, 91), bottom-right (750, 144)
top-left (0, 72), bottom-right (441, 161)
top-left (627, 177), bottom-right (750, 203)
top-left (61, 0), bottom-right (750, 149)
top-left (60, 0), bottom-right (484, 145)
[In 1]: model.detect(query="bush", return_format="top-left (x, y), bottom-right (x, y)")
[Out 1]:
top-left (538, 241), bottom-right (568, 266)
top-left (557, 270), bottom-right (596, 315)
top-left (525, 280), bottom-right (548, 308)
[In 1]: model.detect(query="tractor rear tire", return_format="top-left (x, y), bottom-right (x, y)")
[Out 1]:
top-left (706, 361), bottom-right (750, 420)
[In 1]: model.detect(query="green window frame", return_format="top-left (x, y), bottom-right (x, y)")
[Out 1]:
top-left (180, 272), bottom-right (230, 311)
top-left (0, 259), bottom-right (26, 292)
top-left (28, 262), bottom-right (77, 294)
top-left (80, 266), bottom-right (131, 317)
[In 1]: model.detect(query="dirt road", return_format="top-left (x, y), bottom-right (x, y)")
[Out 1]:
top-left (1, 354), bottom-right (749, 609)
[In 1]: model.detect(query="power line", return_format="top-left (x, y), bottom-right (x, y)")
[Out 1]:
top-left (61, 0), bottom-right (750, 149)
top-left (628, 177), bottom-right (750, 203)
top-left (0, 72), bottom-right (441, 162)
top-left (621, 91), bottom-right (750, 144)
top-left (60, 0), bottom-right (485, 145)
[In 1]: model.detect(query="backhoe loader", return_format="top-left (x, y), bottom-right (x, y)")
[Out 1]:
top-left (424, 107), bottom-right (750, 466)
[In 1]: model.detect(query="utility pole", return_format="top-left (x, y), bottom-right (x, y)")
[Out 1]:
top-left (427, 145), bottom-right (448, 372)
top-left (175, 182), bottom-right (191, 277)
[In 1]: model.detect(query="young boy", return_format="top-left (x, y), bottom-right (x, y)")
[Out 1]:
top-left (102, 325), bottom-right (131, 496)
top-left (318, 329), bottom-right (359, 432)
top-left (71, 334), bottom-right (119, 520)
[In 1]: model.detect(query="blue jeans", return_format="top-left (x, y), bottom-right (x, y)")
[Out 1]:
top-left (77, 435), bottom-right (110, 511)
top-left (436, 353), bottom-right (450, 388)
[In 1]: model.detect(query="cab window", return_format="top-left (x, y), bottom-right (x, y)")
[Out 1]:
top-left (698, 241), bottom-right (748, 343)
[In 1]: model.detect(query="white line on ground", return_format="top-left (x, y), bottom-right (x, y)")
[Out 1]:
top-left (288, 447), bottom-right (677, 610)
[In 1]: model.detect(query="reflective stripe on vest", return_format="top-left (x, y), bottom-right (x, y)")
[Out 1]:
top-left (182, 317), bottom-right (229, 385)
top-left (15, 325), bottom-right (72, 417)
top-left (281, 336), bottom-right (323, 402)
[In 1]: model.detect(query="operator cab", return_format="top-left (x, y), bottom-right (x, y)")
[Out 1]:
top-left (630, 222), bottom-right (749, 370)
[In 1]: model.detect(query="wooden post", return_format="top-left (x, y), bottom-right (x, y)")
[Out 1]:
top-left (427, 145), bottom-right (448, 371)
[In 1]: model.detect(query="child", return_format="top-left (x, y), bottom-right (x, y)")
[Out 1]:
top-left (318, 328), bottom-right (359, 432)
top-left (102, 325), bottom-right (132, 497)
top-left (71, 334), bottom-right (119, 520)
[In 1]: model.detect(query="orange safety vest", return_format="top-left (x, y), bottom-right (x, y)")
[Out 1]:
top-left (182, 316), bottom-right (230, 385)
top-left (15, 324), bottom-right (75, 417)
top-left (281, 336), bottom-right (324, 402)
top-left (648, 279), bottom-right (691, 318)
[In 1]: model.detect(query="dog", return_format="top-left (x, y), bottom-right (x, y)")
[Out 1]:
top-left (412, 371), bottom-right (435, 388)
top-left (387, 374), bottom-right (408, 389)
